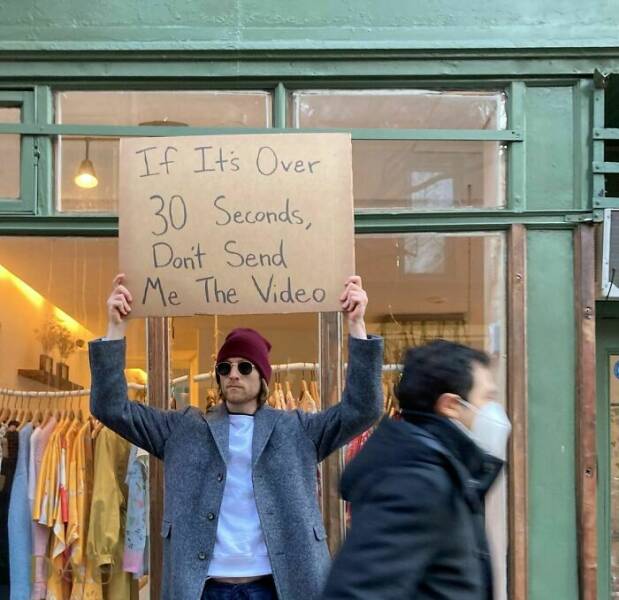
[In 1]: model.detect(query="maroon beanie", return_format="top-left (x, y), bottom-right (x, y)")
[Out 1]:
top-left (216, 328), bottom-right (272, 382)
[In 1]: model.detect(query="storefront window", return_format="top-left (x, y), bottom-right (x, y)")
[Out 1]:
top-left (349, 232), bottom-right (508, 599)
top-left (0, 107), bottom-right (21, 199)
top-left (0, 237), bottom-right (146, 596)
top-left (54, 91), bottom-right (272, 213)
top-left (291, 90), bottom-right (507, 210)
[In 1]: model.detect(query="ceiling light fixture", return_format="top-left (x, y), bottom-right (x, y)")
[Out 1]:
top-left (74, 138), bottom-right (98, 189)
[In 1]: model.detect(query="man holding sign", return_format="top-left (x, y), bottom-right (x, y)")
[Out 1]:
top-left (88, 273), bottom-right (383, 600)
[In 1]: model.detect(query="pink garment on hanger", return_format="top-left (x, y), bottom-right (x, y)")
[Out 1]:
top-left (28, 417), bottom-right (57, 600)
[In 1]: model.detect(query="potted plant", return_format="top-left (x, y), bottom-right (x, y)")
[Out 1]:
top-left (34, 318), bottom-right (56, 377)
top-left (54, 321), bottom-right (78, 384)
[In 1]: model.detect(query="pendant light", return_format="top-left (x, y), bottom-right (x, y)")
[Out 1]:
top-left (74, 138), bottom-right (98, 189)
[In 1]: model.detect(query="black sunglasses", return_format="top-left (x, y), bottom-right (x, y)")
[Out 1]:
top-left (215, 361), bottom-right (255, 377)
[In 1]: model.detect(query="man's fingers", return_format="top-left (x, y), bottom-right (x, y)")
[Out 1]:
top-left (341, 293), bottom-right (366, 312)
top-left (116, 284), bottom-right (133, 303)
top-left (340, 284), bottom-right (362, 302)
top-left (113, 273), bottom-right (125, 287)
top-left (109, 297), bottom-right (128, 316)
top-left (340, 276), bottom-right (363, 300)
top-left (120, 297), bottom-right (132, 315)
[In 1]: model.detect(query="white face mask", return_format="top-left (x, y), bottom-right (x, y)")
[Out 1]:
top-left (455, 399), bottom-right (512, 460)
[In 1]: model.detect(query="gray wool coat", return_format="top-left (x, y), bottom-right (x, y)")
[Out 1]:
top-left (89, 334), bottom-right (383, 600)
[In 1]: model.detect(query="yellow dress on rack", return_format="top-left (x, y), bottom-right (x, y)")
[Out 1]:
top-left (32, 419), bottom-right (63, 598)
top-left (68, 421), bottom-right (101, 600)
top-left (32, 419), bottom-right (61, 600)
top-left (47, 418), bottom-right (80, 600)
top-left (87, 427), bottom-right (132, 600)
top-left (32, 420), bottom-right (61, 527)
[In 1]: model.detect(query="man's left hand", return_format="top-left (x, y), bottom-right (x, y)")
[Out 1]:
top-left (340, 275), bottom-right (368, 339)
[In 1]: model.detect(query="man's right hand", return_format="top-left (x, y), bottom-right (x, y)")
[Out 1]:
top-left (106, 273), bottom-right (133, 340)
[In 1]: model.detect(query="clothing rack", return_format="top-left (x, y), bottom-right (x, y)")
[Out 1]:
top-left (0, 383), bottom-right (146, 398)
top-left (172, 362), bottom-right (402, 385)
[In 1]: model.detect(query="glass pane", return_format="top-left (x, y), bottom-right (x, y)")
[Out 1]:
top-left (0, 108), bottom-right (21, 199)
top-left (292, 90), bottom-right (507, 130)
top-left (0, 237), bottom-right (146, 390)
top-left (55, 91), bottom-right (272, 213)
top-left (346, 232), bottom-right (507, 599)
top-left (56, 91), bottom-right (272, 127)
top-left (353, 140), bottom-right (506, 210)
top-left (290, 90), bottom-right (507, 210)
top-left (170, 314), bottom-right (319, 412)
top-left (608, 355), bottom-right (619, 597)
top-left (0, 236), bottom-right (147, 594)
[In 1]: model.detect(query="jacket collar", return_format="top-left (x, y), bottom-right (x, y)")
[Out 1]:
top-left (402, 412), bottom-right (504, 497)
top-left (202, 402), bottom-right (282, 467)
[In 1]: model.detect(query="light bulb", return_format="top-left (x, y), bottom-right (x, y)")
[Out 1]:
top-left (74, 158), bottom-right (98, 189)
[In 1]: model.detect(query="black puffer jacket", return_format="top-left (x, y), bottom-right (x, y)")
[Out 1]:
top-left (322, 413), bottom-right (503, 600)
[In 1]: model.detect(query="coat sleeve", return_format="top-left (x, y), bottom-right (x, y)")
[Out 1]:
top-left (321, 466), bottom-right (451, 600)
top-left (298, 335), bottom-right (383, 462)
top-left (89, 338), bottom-right (181, 460)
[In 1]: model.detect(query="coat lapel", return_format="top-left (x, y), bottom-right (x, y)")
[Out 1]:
top-left (202, 403), bottom-right (230, 465)
top-left (252, 406), bottom-right (282, 467)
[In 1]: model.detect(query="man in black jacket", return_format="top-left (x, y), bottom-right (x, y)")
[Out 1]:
top-left (322, 339), bottom-right (511, 600)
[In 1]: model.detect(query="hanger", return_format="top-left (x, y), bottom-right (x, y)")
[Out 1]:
top-left (284, 380), bottom-right (297, 411)
top-left (42, 392), bottom-right (56, 427)
top-left (299, 380), bottom-right (317, 413)
top-left (50, 393), bottom-right (59, 423)
top-left (92, 418), bottom-right (105, 440)
top-left (67, 392), bottom-right (76, 422)
top-left (18, 394), bottom-right (33, 431)
top-left (31, 394), bottom-right (43, 428)
top-left (309, 378), bottom-right (320, 411)
top-left (7, 393), bottom-right (19, 424)
top-left (13, 395), bottom-right (22, 426)
top-left (276, 378), bottom-right (285, 411)
top-left (0, 392), bottom-right (10, 423)
top-left (74, 394), bottom-right (84, 424)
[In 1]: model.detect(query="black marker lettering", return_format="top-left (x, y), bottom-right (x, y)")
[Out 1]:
top-left (194, 146), bottom-right (216, 173)
top-left (214, 195), bottom-right (232, 225)
top-left (136, 147), bottom-right (160, 177)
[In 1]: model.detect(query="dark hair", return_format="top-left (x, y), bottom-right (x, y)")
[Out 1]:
top-left (396, 339), bottom-right (490, 414)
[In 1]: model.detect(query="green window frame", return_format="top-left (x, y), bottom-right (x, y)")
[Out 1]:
top-left (0, 90), bottom-right (36, 213)
top-left (0, 78), bottom-right (596, 236)
top-left (0, 82), bottom-right (526, 225)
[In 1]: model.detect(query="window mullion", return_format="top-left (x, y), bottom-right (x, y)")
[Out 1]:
top-left (508, 82), bottom-right (526, 212)
top-left (34, 85), bottom-right (54, 216)
top-left (273, 82), bottom-right (287, 128)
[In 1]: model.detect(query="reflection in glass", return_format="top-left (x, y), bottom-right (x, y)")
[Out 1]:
top-left (350, 232), bottom-right (507, 600)
top-left (351, 140), bottom-right (506, 210)
top-left (0, 108), bottom-right (21, 199)
top-left (292, 89), bottom-right (507, 129)
top-left (55, 91), bottom-right (272, 213)
top-left (290, 90), bottom-right (507, 210)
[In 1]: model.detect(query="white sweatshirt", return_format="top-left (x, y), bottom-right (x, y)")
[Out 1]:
top-left (207, 414), bottom-right (272, 577)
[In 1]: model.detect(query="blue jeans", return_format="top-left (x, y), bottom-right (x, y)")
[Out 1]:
top-left (202, 577), bottom-right (278, 600)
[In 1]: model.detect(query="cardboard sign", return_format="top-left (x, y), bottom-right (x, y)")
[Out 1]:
top-left (119, 133), bottom-right (354, 316)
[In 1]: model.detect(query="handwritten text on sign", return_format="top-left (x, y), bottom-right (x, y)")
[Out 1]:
top-left (119, 134), bottom-right (354, 316)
